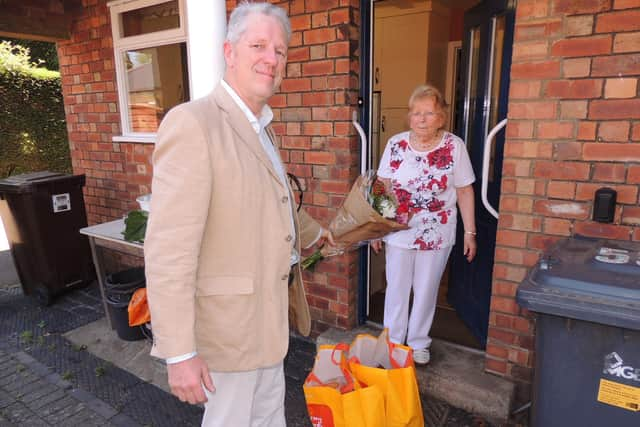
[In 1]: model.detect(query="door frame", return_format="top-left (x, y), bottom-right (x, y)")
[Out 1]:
top-left (448, 0), bottom-right (515, 347)
top-left (357, 0), bottom-right (515, 336)
top-left (357, 0), bottom-right (374, 323)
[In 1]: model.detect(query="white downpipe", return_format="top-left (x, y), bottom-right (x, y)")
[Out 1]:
top-left (482, 118), bottom-right (507, 219)
top-left (186, 0), bottom-right (227, 100)
top-left (353, 111), bottom-right (368, 175)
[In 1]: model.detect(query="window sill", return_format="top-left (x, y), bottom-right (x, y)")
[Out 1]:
top-left (112, 135), bottom-right (156, 144)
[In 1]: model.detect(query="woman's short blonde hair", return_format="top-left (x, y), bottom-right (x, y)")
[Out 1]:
top-left (408, 84), bottom-right (448, 113)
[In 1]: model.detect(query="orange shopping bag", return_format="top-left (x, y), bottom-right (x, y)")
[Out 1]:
top-left (128, 287), bottom-right (150, 326)
top-left (304, 344), bottom-right (385, 427)
top-left (348, 329), bottom-right (424, 427)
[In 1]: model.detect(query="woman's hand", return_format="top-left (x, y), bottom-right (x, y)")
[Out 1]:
top-left (463, 232), bottom-right (477, 262)
top-left (318, 227), bottom-right (335, 247)
top-left (370, 239), bottom-right (383, 254)
top-left (456, 184), bottom-right (476, 262)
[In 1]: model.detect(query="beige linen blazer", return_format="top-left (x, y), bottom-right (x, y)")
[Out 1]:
top-left (144, 84), bottom-right (321, 372)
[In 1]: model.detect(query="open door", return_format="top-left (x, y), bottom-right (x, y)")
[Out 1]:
top-left (448, 0), bottom-right (515, 347)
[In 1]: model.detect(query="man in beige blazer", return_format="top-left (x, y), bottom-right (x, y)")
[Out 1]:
top-left (144, 3), bottom-right (330, 426)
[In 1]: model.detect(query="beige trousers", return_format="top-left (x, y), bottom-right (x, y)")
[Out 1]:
top-left (201, 362), bottom-right (286, 427)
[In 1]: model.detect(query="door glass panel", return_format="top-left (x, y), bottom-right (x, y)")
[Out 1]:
top-left (464, 27), bottom-right (480, 150)
top-left (488, 15), bottom-right (506, 182)
top-left (122, 1), bottom-right (180, 37)
top-left (124, 43), bottom-right (190, 132)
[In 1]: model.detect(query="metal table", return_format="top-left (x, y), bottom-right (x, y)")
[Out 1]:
top-left (80, 219), bottom-right (143, 328)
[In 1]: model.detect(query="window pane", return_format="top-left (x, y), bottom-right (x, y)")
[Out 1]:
top-left (122, 1), bottom-right (180, 37)
top-left (489, 16), bottom-right (505, 136)
top-left (125, 42), bottom-right (190, 133)
top-left (488, 15), bottom-right (506, 182)
top-left (464, 27), bottom-right (480, 150)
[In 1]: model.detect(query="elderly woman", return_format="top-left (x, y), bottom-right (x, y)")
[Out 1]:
top-left (372, 84), bottom-right (477, 365)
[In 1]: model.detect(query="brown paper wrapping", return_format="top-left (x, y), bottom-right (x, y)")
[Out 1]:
top-left (328, 175), bottom-right (408, 247)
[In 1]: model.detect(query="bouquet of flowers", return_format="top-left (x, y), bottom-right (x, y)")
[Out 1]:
top-left (301, 171), bottom-right (408, 270)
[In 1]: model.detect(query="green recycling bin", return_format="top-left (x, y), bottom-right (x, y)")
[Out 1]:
top-left (0, 171), bottom-right (95, 304)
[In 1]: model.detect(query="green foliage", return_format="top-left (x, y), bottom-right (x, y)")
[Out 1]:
top-left (0, 40), bottom-right (71, 178)
top-left (123, 210), bottom-right (149, 243)
top-left (2, 37), bottom-right (59, 70)
top-left (19, 330), bottom-right (33, 344)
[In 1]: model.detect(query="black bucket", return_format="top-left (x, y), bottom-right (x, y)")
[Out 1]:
top-left (106, 267), bottom-right (145, 293)
top-left (105, 267), bottom-right (146, 341)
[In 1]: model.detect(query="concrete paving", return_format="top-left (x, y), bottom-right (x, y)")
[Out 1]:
top-left (0, 250), bottom-right (19, 288)
top-left (0, 280), bottom-right (504, 426)
top-left (64, 319), bottom-right (170, 394)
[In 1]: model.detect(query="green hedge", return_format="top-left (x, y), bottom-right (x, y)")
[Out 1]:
top-left (0, 41), bottom-right (71, 178)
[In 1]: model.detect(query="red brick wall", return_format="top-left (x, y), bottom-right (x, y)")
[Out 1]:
top-left (59, 0), bottom-right (361, 334)
top-left (271, 0), bottom-right (363, 334)
top-left (58, 0), bottom-right (153, 224)
top-left (489, 0), bottom-right (640, 392)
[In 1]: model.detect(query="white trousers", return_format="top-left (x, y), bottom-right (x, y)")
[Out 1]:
top-left (201, 362), bottom-right (286, 427)
top-left (383, 245), bottom-right (452, 350)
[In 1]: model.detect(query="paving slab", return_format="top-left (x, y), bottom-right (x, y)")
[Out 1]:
top-left (64, 317), bottom-right (170, 393)
top-left (0, 250), bottom-right (18, 288)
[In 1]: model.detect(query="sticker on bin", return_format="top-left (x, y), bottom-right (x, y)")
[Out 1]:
top-left (597, 379), bottom-right (640, 412)
top-left (603, 352), bottom-right (639, 382)
top-left (599, 351), bottom-right (640, 412)
top-left (595, 247), bottom-right (630, 264)
top-left (52, 193), bottom-right (71, 213)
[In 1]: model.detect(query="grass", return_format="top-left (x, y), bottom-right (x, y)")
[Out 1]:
top-left (94, 364), bottom-right (107, 377)
top-left (19, 330), bottom-right (33, 345)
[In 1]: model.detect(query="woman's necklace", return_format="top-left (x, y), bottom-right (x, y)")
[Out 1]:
top-left (410, 130), bottom-right (441, 152)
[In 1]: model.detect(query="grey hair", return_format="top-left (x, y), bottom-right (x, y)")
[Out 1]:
top-left (408, 84), bottom-right (448, 112)
top-left (226, 1), bottom-right (292, 44)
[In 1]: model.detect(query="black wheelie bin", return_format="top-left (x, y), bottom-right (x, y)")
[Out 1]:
top-left (516, 236), bottom-right (640, 427)
top-left (0, 171), bottom-right (95, 304)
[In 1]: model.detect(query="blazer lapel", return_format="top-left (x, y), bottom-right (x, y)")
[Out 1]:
top-left (212, 85), bottom-right (283, 186)
top-left (266, 124), bottom-right (300, 234)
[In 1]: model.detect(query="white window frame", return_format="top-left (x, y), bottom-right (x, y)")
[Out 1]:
top-left (108, 0), bottom-right (190, 143)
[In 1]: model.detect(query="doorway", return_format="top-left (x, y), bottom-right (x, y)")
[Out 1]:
top-left (364, 0), bottom-right (515, 350)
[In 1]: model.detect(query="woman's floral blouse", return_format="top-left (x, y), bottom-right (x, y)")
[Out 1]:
top-left (377, 131), bottom-right (475, 250)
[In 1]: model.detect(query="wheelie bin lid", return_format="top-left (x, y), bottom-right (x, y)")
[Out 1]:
top-left (0, 171), bottom-right (83, 194)
top-left (516, 236), bottom-right (640, 330)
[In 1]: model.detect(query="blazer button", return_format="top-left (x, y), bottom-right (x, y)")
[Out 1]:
top-left (281, 274), bottom-right (289, 281)
top-left (285, 235), bottom-right (293, 242)
top-left (281, 196), bottom-right (288, 203)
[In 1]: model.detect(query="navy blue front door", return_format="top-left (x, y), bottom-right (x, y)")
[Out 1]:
top-left (448, 0), bottom-right (515, 347)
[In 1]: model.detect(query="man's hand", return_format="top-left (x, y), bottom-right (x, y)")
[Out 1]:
top-left (167, 355), bottom-right (215, 404)
top-left (370, 239), bottom-right (382, 254)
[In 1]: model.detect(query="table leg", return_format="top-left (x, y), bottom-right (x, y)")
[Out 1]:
top-left (88, 237), bottom-right (113, 329)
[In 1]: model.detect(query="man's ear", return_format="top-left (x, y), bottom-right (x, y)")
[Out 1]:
top-left (223, 41), bottom-right (234, 68)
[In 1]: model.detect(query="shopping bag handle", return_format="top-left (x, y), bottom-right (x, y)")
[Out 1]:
top-left (334, 343), bottom-right (361, 393)
top-left (331, 342), bottom-right (350, 365)
top-left (387, 340), bottom-right (413, 369)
